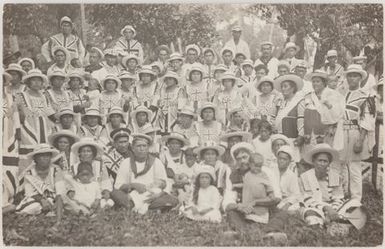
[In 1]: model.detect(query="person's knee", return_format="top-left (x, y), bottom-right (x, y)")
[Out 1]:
top-left (110, 189), bottom-right (131, 208)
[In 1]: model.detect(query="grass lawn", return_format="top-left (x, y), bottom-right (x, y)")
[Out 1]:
top-left (2, 183), bottom-right (383, 247)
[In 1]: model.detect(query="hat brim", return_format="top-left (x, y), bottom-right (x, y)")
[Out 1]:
top-left (304, 146), bottom-right (340, 164)
top-left (101, 77), bottom-right (122, 89)
top-left (274, 74), bottom-right (304, 92)
top-left (48, 131), bottom-right (80, 147)
top-left (23, 74), bottom-right (48, 85)
top-left (131, 133), bottom-right (153, 144)
top-left (27, 148), bottom-right (60, 160)
top-left (198, 105), bottom-right (217, 116)
top-left (122, 56), bottom-right (141, 67)
top-left (194, 145), bottom-right (225, 157)
top-left (344, 70), bottom-right (367, 80)
top-left (71, 140), bottom-right (104, 158)
top-left (284, 45), bottom-right (300, 52)
top-left (271, 134), bottom-right (291, 147)
top-left (163, 75), bottom-right (180, 85)
top-left (310, 72), bottom-right (328, 81)
top-left (56, 110), bottom-right (75, 120)
top-left (6, 68), bottom-right (26, 77)
top-left (162, 135), bottom-right (190, 147)
top-left (220, 132), bottom-right (252, 142)
top-left (230, 142), bottom-right (255, 160)
top-left (130, 109), bottom-right (152, 121)
top-left (256, 79), bottom-right (274, 92)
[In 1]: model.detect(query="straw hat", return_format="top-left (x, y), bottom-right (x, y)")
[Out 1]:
top-left (68, 71), bottom-right (84, 83)
top-left (260, 41), bottom-right (274, 48)
top-left (118, 71), bottom-right (137, 81)
top-left (5, 63), bottom-right (26, 77)
top-left (168, 52), bottom-right (183, 63)
top-left (151, 61), bottom-right (164, 72)
top-left (162, 132), bottom-right (190, 147)
top-left (230, 142), bottom-right (255, 160)
top-left (326, 50), bottom-right (338, 58)
top-left (110, 128), bottom-right (131, 141)
top-left (256, 76), bottom-right (274, 91)
top-left (71, 137), bottom-right (104, 158)
top-left (48, 70), bottom-right (68, 82)
top-left (198, 102), bottom-right (217, 117)
top-left (22, 69), bottom-right (48, 86)
top-left (185, 44), bottom-right (201, 56)
top-left (27, 143), bottom-right (59, 160)
top-left (178, 105), bottom-right (196, 118)
top-left (101, 74), bottom-right (121, 89)
top-left (241, 59), bottom-right (254, 68)
top-left (295, 60), bottom-right (308, 69)
top-left (277, 145), bottom-right (295, 161)
top-left (48, 130), bottom-right (80, 148)
top-left (277, 60), bottom-right (291, 70)
top-left (271, 134), bottom-right (291, 146)
top-left (231, 26), bottom-right (242, 32)
top-left (227, 106), bottom-right (245, 120)
top-left (195, 164), bottom-right (216, 180)
top-left (273, 74), bottom-right (304, 92)
top-left (163, 71), bottom-right (180, 85)
top-left (141, 123), bottom-right (161, 134)
top-left (138, 65), bottom-right (156, 80)
top-left (188, 65), bottom-right (205, 81)
top-left (344, 64), bottom-right (367, 79)
top-left (120, 25), bottom-right (136, 37)
top-left (18, 58), bottom-right (35, 69)
top-left (131, 133), bottom-right (153, 145)
top-left (220, 131), bottom-right (252, 143)
top-left (235, 51), bottom-right (247, 59)
top-left (130, 105), bottom-right (152, 121)
top-left (122, 54), bottom-right (141, 67)
top-left (303, 143), bottom-right (340, 164)
top-left (194, 140), bottom-right (225, 158)
top-left (56, 108), bottom-right (75, 120)
top-left (52, 46), bottom-right (70, 59)
top-left (202, 47), bottom-right (216, 56)
top-left (284, 42), bottom-right (300, 53)
top-left (352, 55), bottom-right (367, 63)
top-left (103, 48), bottom-right (118, 57)
top-left (214, 64), bottom-right (228, 73)
top-left (107, 106), bottom-right (124, 119)
top-left (309, 70), bottom-right (328, 82)
top-left (90, 47), bottom-right (104, 58)
top-left (60, 16), bottom-right (73, 26)
top-left (83, 108), bottom-right (103, 118)
top-left (220, 71), bottom-right (237, 84)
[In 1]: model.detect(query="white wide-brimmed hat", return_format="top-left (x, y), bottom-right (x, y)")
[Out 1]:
top-left (68, 71), bottom-right (85, 83)
top-left (178, 105), bottom-right (196, 118)
top-left (260, 41), bottom-right (274, 48)
top-left (122, 54), bottom-right (141, 67)
top-left (221, 47), bottom-right (234, 56)
top-left (48, 130), bottom-right (80, 148)
top-left (120, 25), bottom-right (136, 37)
top-left (303, 143), bottom-right (340, 164)
top-left (56, 108), bottom-right (75, 120)
top-left (230, 142), bottom-right (255, 160)
top-left (5, 63), bottom-right (26, 77)
top-left (27, 143), bottom-right (59, 160)
top-left (131, 133), bottom-right (153, 145)
top-left (214, 64), bottom-right (228, 73)
top-left (130, 105), bottom-right (152, 121)
top-left (277, 60), bottom-right (291, 70)
top-left (110, 128), bottom-right (131, 141)
top-left (344, 64), bottom-right (367, 79)
top-left (309, 70), bottom-right (328, 82)
top-left (195, 164), bottom-right (216, 180)
top-left (52, 46), bottom-right (70, 59)
top-left (162, 132), bottom-right (190, 147)
top-left (118, 71), bottom-right (137, 81)
top-left (185, 44), bottom-right (201, 56)
top-left (18, 58), bottom-right (35, 69)
top-left (273, 74), bottom-right (304, 92)
top-left (22, 69), bottom-right (48, 86)
top-left (220, 131), bottom-right (252, 143)
top-left (220, 72), bottom-right (237, 83)
top-left (277, 145), bottom-right (295, 161)
top-left (48, 70), bottom-right (68, 83)
top-left (60, 16), bottom-right (73, 26)
top-left (241, 59), bottom-right (254, 68)
top-left (352, 55), bottom-right (367, 63)
top-left (168, 52), bottom-right (183, 63)
top-left (198, 102), bottom-right (217, 117)
top-left (138, 65), bottom-right (156, 80)
top-left (295, 60), bottom-right (308, 69)
top-left (83, 108), bottom-right (103, 118)
top-left (101, 74), bottom-right (121, 89)
top-left (271, 134), bottom-right (291, 146)
top-left (107, 106), bottom-right (124, 119)
top-left (326, 50), bottom-right (338, 58)
top-left (71, 137), bottom-right (104, 158)
top-left (103, 48), bottom-right (118, 57)
top-left (194, 140), bottom-right (226, 158)
top-left (188, 65), bottom-right (205, 81)
top-left (90, 47), bottom-right (104, 58)
top-left (256, 76), bottom-right (274, 91)
top-left (284, 42), bottom-right (300, 53)
top-left (163, 71), bottom-right (180, 85)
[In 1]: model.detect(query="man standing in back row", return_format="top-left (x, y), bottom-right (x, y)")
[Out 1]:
top-left (224, 26), bottom-right (250, 60)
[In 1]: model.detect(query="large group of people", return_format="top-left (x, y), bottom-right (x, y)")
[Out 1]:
top-left (2, 16), bottom-right (383, 241)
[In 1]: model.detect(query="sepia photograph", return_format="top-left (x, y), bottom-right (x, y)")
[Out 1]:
top-left (1, 2), bottom-right (384, 247)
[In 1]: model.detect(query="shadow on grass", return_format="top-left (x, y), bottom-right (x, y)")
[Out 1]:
top-left (2, 183), bottom-right (383, 246)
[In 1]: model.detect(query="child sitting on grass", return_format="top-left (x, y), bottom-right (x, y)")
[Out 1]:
top-left (129, 178), bottom-right (167, 214)
top-left (182, 165), bottom-right (222, 223)
top-left (63, 162), bottom-right (102, 215)
top-left (252, 120), bottom-right (273, 161)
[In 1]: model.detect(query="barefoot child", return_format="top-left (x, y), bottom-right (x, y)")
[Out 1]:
top-left (63, 162), bottom-right (103, 215)
top-left (182, 165), bottom-right (222, 223)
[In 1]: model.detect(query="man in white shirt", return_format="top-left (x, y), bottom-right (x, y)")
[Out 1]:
top-left (111, 134), bottom-right (178, 212)
top-left (224, 26), bottom-right (250, 60)
top-left (254, 41), bottom-right (279, 79)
